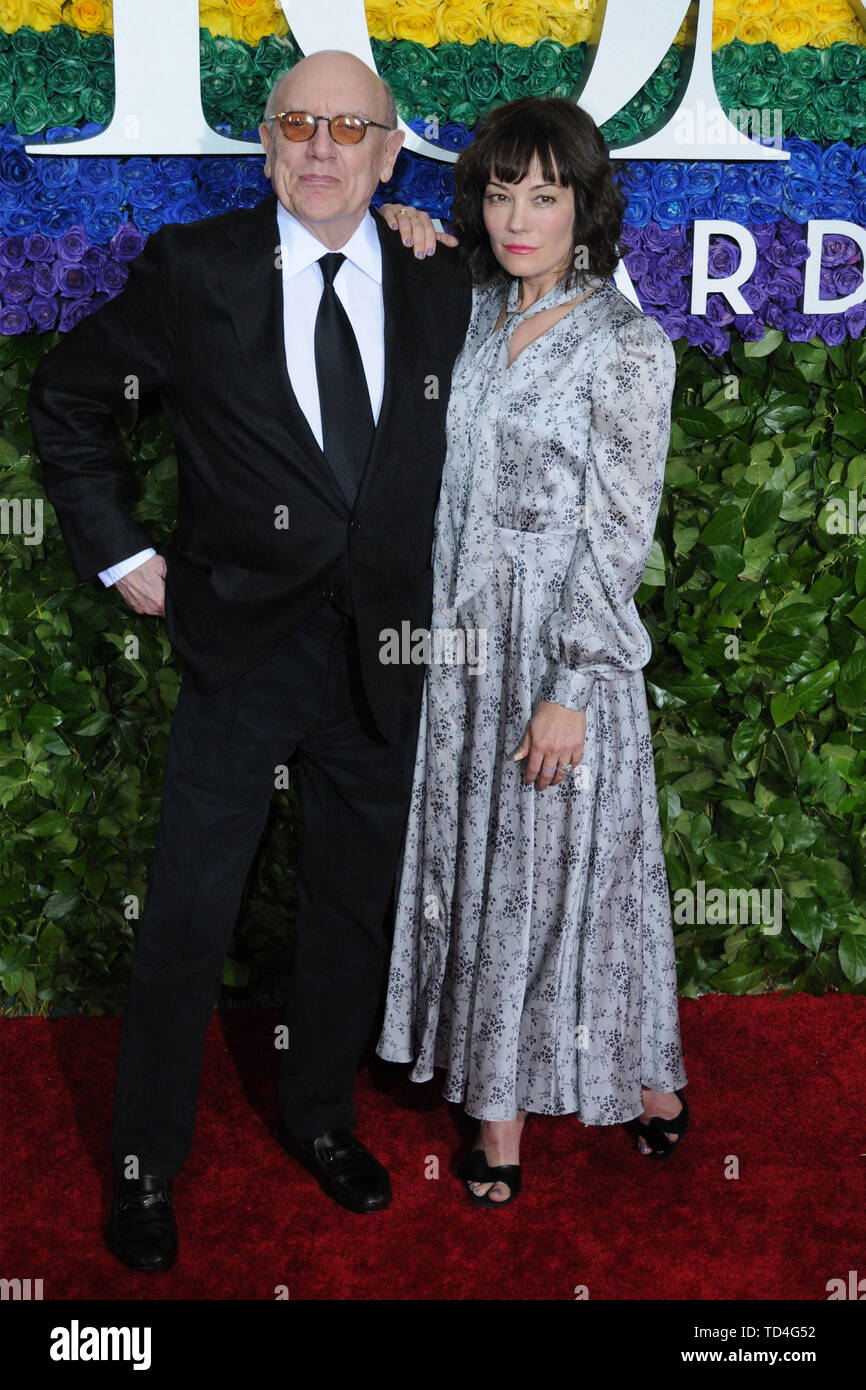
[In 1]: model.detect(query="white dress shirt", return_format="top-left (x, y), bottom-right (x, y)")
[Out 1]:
top-left (99, 202), bottom-right (385, 586)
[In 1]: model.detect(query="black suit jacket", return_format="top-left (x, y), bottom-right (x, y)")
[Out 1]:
top-left (28, 195), bottom-right (472, 744)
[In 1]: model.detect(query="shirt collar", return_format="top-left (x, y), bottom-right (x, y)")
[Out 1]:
top-left (276, 201), bottom-right (382, 285)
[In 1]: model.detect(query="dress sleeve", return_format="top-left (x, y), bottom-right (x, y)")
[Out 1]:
top-left (536, 312), bottom-right (675, 713)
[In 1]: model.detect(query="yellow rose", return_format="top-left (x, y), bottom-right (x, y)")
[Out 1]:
top-left (0, 0), bottom-right (24, 34)
top-left (771, 12), bottom-right (815, 50)
top-left (438, 1), bottom-right (488, 45)
top-left (815, 1), bottom-right (857, 22)
top-left (25, 0), bottom-right (62, 30)
top-left (227, 0), bottom-right (262, 15)
top-left (712, 15), bottom-right (738, 47)
top-left (739, 0), bottom-right (775, 17)
top-left (386, 0), bottom-right (441, 46)
top-left (713, 0), bottom-right (739, 16)
top-left (489, 0), bottom-right (543, 46)
top-left (739, 16), bottom-right (772, 44)
top-left (364, 1), bottom-right (391, 41)
top-left (815, 21), bottom-right (861, 45)
top-left (546, 13), bottom-right (593, 45)
top-left (242, 8), bottom-right (289, 44)
top-left (65, 0), bottom-right (106, 34)
top-left (199, 4), bottom-right (234, 38)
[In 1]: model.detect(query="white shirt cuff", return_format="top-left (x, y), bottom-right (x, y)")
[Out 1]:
top-left (98, 548), bottom-right (157, 586)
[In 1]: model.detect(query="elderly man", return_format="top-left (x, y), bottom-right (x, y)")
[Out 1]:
top-left (29, 50), bottom-right (470, 1270)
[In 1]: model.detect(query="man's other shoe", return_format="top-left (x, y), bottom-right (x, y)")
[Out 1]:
top-left (105, 1173), bottom-right (177, 1271)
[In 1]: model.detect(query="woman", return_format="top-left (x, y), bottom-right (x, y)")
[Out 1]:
top-left (376, 97), bottom-right (689, 1205)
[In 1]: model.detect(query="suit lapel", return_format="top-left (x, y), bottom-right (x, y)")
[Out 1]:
top-left (218, 196), bottom-right (424, 511)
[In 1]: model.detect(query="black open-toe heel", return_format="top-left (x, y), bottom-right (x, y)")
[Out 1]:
top-left (634, 1088), bottom-right (689, 1159)
top-left (458, 1148), bottom-right (522, 1206)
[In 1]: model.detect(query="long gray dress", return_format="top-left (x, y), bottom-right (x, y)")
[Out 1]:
top-left (376, 269), bottom-right (688, 1124)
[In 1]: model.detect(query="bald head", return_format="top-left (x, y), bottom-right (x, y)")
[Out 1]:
top-left (264, 51), bottom-right (397, 130)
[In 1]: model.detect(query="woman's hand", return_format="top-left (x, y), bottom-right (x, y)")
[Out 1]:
top-left (377, 203), bottom-right (459, 258)
top-left (511, 700), bottom-right (586, 790)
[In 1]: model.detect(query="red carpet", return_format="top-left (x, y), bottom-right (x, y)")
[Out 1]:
top-left (1, 994), bottom-right (862, 1301)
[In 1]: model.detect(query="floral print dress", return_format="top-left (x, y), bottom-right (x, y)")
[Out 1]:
top-left (376, 270), bottom-right (688, 1124)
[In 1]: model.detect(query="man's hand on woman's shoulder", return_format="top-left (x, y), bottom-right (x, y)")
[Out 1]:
top-left (376, 203), bottom-right (459, 258)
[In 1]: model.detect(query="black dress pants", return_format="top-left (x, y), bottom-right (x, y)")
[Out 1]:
top-left (110, 602), bottom-right (417, 1180)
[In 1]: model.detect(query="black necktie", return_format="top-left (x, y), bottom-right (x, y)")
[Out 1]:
top-left (314, 252), bottom-right (375, 507)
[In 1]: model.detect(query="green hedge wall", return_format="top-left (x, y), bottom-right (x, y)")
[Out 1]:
top-left (1, 326), bottom-right (865, 1015)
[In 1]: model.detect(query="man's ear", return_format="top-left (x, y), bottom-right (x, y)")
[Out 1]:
top-left (259, 122), bottom-right (273, 177)
top-left (380, 128), bottom-right (404, 184)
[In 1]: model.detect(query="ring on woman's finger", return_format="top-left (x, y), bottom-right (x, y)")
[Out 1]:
top-left (541, 763), bottom-right (557, 773)
top-left (557, 763), bottom-right (572, 772)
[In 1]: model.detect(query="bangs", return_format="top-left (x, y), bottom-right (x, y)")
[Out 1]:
top-left (489, 134), bottom-right (568, 190)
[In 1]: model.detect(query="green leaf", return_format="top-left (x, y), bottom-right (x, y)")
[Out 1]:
top-left (838, 933), bottom-right (866, 985)
top-left (744, 329), bottom-right (784, 358)
top-left (21, 702), bottom-right (64, 734)
top-left (25, 811), bottom-right (69, 837)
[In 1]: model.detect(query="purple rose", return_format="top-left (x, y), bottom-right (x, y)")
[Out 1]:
top-left (54, 262), bottom-right (93, 298)
top-left (782, 310), bottom-right (819, 342)
top-left (0, 235), bottom-right (26, 270)
top-left (749, 222), bottom-right (777, 253)
top-left (657, 311), bottom-right (688, 340)
top-left (643, 223), bottom-right (687, 253)
top-left (624, 250), bottom-right (649, 278)
top-left (30, 295), bottom-right (59, 330)
top-left (740, 281), bottom-right (768, 313)
top-left (833, 264), bottom-right (864, 297)
top-left (733, 313), bottom-right (766, 341)
top-left (705, 294), bottom-right (735, 326)
top-left (821, 233), bottom-right (858, 268)
top-left (845, 304), bottom-right (866, 338)
top-left (0, 303), bottom-right (31, 332)
top-left (59, 296), bottom-right (95, 332)
top-left (0, 266), bottom-right (33, 301)
top-left (32, 260), bottom-right (54, 295)
top-left (707, 237), bottom-right (739, 277)
top-left (817, 314), bottom-right (847, 346)
top-left (57, 225), bottom-right (89, 263)
top-left (24, 231), bottom-right (52, 262)
top-left (98, 259), bottom-right (127, 294)
top-left (110, 221), bottom-right (145, 262)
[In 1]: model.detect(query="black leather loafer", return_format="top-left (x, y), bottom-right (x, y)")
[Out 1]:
top-left (275, 1126), bottom-right (392, 1213)
top-left (105, 1174), bottom-right (177, 1271)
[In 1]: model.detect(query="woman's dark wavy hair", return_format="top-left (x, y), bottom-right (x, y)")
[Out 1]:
top-left (451, 97), bottom-right (626, 290)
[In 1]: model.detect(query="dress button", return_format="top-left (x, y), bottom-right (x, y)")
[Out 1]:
top-left (322, 588), bottom-right (334, 601)
top-left (349, 521), bottom-right (360, 531)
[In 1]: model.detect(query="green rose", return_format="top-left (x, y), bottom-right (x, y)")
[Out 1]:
top-left (81, 33), bottom-right (112, 65)
top-left (428, 73), bottom-right (465, 116)
top-left (828, 44), bottom-right (863, 84)
top-left (737, 73), bottom-right (774, 108)
top-left (13, 92), bottom-right (49, 135)
top-left (0, 94), bottom-right (12, 124)
top-left (388, 40), bottom-right (436, 82)
top-left (44, 25), bottom-right (81, 61)
top-left (201, 70), bottom-right (237, 105)
top-left (658, 46), bottom-right (681, 80)
top-left (215, 37), bottom-right (254, 77)
top-left (10, 27), bottom-right (41, 59)
top-left (821, 112), bottom-right (853, 142)
top-left (466, 65), bottom-right (502, 108)
top-left (450, 101), bottom-right (479, 129)
top-left (532, 39), bottom-right (564, 75)
top-left (646, 72), bottom-right (676, 106)
top-left (199, 28), bottom-right (217, 68)
top-left (816, 85), bottom-right (848, 116)
top-left (785, 47), bottom-right (823, 82)
top-left (82, 89), bottom-right (113, 126)
top-left (755, 43), bottom-right (784, 79)
top-left (12, 54), bottom-right (47, 93)
top-left (0, 52), bottom-right (12, 88)
top-left (561, 44), bottom-right (587, 89)
top-left (51, 58), bottom-right (88, 96)
top-left (47, 94), bottom-right (81, 128)
top-left (794, 108), bottom-right (821, 141)
top-left (254, 33), bottom-right (299, 76)
top-left (90, 62), bottom-right (115, 98)
top-left (499, 72), bottom-right (530, 102)
top-left (601, 110), bottom-right (643, 146)
top-left (713, 40), bottom-right (750, 80)
top-left (498, 43), bottom-right (532, 77)
top-left (777, 76), bottom-right (814, 111)
top-left (436, 43), bottom-right (471, 79)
